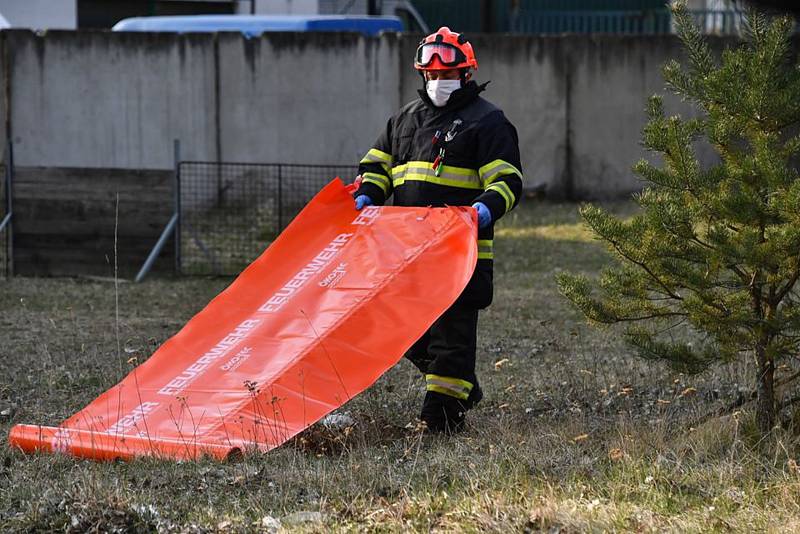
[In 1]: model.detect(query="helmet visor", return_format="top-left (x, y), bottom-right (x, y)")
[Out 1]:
top-left (415, 43), bottom-right (467, 68)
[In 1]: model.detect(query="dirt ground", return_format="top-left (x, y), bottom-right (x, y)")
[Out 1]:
top-left (2, 199), bottom-right (799, 532)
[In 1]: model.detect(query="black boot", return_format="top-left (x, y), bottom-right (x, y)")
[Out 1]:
top-left (464, 380), bottom-right (483, 410)
top-left (420, 391), bottom-right (467, 433)
top-left (419, 380), bottom-right (483, 434)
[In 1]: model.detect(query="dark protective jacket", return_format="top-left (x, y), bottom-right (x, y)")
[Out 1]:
top-left (354, 81), bottom-right (523, 308)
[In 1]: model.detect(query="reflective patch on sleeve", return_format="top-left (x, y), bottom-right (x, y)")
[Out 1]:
top-left (486, 181), bottom-right (515, 213)
top-left (360, 149), bottom-right (393, 174)
top-left (362, 172), bottom-right (392, 194)
top-left (479, 159), bottom-right (522, 186)
top-left (477, 239), bottom-right (493, 260)
top-left (425, 374), bottom-right (473, 400)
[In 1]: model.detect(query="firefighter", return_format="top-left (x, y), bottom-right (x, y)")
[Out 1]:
top-left (353, 27), bottom-right (523, 432)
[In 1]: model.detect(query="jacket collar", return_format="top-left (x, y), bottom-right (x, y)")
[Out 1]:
top-left (418, 80), bottom-right (489, 113)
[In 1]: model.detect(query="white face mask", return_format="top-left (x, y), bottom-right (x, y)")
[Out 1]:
top-left (426, 79), bottom-right (461, 107)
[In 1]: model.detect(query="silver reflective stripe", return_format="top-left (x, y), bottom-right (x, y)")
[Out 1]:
top-left (478, 239), bottom-right (493, 259)
top-left (486, 181), bottom-right (515, 212)
top-left (360, 149), bottom-right (393, 174)
top-left (425, 374), bottom-right (473, 400)
top-left (392, 162), bottom-right (481, 189)
top-left (480, 159), bottom-right (522, 186)
top-left (362, 172), bottom-right (391, 194)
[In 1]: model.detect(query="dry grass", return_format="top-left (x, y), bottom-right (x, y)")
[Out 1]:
top-left (2, 199), bottom-right (800, 532)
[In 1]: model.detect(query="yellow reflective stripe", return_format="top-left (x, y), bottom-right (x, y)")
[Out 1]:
top-left (479, 159), bottom-right (522, 186)
top-left (396, 173), bottom-right (483, 189)
top-left (478, 239), bottom-right (494, 260)
top-left (486, 181), bottom-right (515, 213)
top-left (426, 374), bottom-right (474, 389)
top-left (427, 385), bottom-right (470, 399)
top-left (360, 149), bottom-right (393, 174)
top-left (362, 172), bottom-right (391, 194)
top-left (363, 148), bottom-right (393, 164)
top-left (425, 374), bottom-right (473, 400)
top-left (393, 162), bottom-right (478, 178)
top-left (392, 161), bottom-right (481, 190)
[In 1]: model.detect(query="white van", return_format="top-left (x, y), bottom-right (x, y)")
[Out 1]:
top-left (245, 0), bottom-right (429, 32)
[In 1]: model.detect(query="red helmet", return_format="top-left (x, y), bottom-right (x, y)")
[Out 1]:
top-left (414, 27), bottom-right (478, 71)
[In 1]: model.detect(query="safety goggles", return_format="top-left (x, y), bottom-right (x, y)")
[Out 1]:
top-left (414, 43), bottom-right (467, 68)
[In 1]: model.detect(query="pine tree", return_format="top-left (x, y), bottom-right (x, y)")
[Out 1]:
top-left (556, 1), bottom-right (800, 435)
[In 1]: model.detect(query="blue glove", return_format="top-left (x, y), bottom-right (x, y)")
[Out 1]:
top-left (473, 201), bottom-right (492, 229)
top-left (355, 194), bottom-right (373, 210)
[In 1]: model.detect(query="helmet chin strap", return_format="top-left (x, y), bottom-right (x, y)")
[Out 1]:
top-left (459, 68), bottom-right (469, 86)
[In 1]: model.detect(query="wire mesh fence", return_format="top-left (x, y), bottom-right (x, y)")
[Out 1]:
top-left (511, 10), bottom-right (672, 34)
top-left (1, 164), bottom-right (8, 279)
top-left (178, 162), bottom-right (358, 276)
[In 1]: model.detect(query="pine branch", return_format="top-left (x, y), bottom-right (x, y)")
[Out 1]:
top-left (607, 311), bottom-right (689, 323)
top-left (743, 7), bottom-right (768, 46)
top-left (674, 236), bottom-right (749, 288)
top-left (727, 263), bottom-right (749, 286)
top-left (774, 258), bottom-right (800, 305)
top-left (671, 1), bottom-right (715, 79)
top-left (597, 231), bottom-right (683, 301)
top-left (778, 369), bottom-right (800, 388)
top-left (654, 316), bottom-right (689, 336)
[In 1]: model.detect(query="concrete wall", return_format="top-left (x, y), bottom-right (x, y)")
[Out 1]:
top-left (567, 36), bottom-right (682, 198)
top-left (217, 32), bottom-right (400, 166)
top-left (1, 30), bottom-right (738, 199)
top-left (7, 30), bottom-right (217, 169)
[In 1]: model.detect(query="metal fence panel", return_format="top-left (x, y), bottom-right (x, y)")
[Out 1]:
top-left (0, 164), bottom-right (8, 279)
top-left (518, 0), bottom-right (666, 8)
top-left (414, 0), bottom-right (518, 32)
top-left (511, 9), bottom-right (796, 35)
top-left (178, 162), bottom-right (358, 276)
top-left (512, 9), bottom-right (672, 34)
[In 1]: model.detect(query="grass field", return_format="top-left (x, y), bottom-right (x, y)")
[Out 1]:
top-left (2, 199), bottom-right (800, 532)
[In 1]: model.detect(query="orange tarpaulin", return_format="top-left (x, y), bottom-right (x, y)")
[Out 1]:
top-left (9, 179), bottom-right (477, 461)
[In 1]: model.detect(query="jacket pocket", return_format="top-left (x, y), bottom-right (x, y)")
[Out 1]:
top-left (393, 129), bottom-right (416, 164)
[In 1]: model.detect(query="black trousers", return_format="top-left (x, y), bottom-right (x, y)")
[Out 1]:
top-left (405, 263), bottom-right (493, 385)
